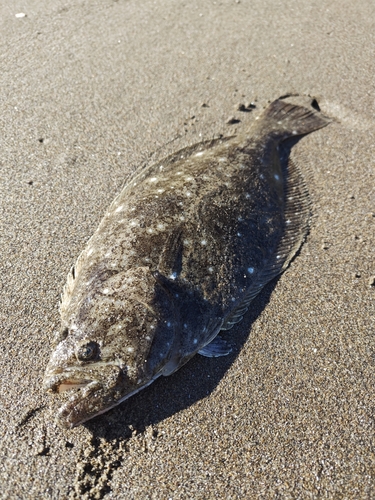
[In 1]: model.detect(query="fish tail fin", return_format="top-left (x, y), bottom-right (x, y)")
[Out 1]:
top-left (261, 97), bottom-right (331, 139)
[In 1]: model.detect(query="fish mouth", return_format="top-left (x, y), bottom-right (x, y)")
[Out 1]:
top-left (57, 380), bottom-right (105, 428)
top-left (57, 380), bottom-right (90, 393)
top-left (43, 365), bottom-right (124, 428)
top-left (43, 367), bottom-right (162, 428)
top-left (43, 371), bottom-right (94, 393)
top-left (43, 372), bottom-right (102, 428)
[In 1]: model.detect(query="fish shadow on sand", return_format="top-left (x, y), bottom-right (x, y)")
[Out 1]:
top-left (83, 136), bottom-right (304, 441)
top-left (84, 276), bottom-right (280, 441)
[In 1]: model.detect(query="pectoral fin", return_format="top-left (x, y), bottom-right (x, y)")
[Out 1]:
top-left (198, 336), bottom-right (232, 357)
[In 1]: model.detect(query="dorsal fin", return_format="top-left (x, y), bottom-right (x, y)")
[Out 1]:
top-left (115, 136), bottom-right (234, 204)
top-left (60, 248), bottom-right (87, 319)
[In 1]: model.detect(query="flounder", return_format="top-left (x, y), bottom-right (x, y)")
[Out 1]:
top-left (44, 97), bottom-right (330, 427)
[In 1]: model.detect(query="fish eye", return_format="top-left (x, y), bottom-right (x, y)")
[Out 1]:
top-left (76, 341), bottom-right (99, 362)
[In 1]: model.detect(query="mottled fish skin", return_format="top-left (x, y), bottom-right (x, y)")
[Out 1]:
top-left (44, 97), bottom-right (330, 427)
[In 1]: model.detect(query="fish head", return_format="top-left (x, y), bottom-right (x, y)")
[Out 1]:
top-left (43, 266), bottom-right (178, 427)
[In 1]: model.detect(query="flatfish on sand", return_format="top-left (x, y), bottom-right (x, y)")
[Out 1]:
top-left (44, 97), bottom-right (330, 427)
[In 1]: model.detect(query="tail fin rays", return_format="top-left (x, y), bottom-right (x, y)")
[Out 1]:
top-left (261, 98), bottom-right (331, 139)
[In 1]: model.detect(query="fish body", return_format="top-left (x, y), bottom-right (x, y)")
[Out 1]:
top-left (44, 98), bottom-right (330, 427)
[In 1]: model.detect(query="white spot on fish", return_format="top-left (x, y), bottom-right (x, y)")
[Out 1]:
top-left (183, 239), bottom-right (190, 246)
top-left (219, 157), bottom-right (227, 162)
top-left (167, 322), bottom-right (172, 327)
top-left (169, 272), bottom-right (177, 280)
top-left (185, 176), bottom-right (193, 181)
top-left (195, 151), bottom-right (204, 157)
top-left (159, 165), bottom-right (164, 170)
top-left (115, 205), bottom-right (124, 213)
top-left (147, 228), bottom-right (154, 234)
top-left (127, 347), bottom-right (134, 353)
top-left (292, 130), bottom-right (297, 135)
top-left (102, 288), bottom-right (109, 294)
top-left (149, 177), bottom-right (158, 183)
top-left (274, 174), bottom-right (280, 180)
top-left (247, 267), bottom-right (254, 274)
top-left (245, 193), bottom-right (251, 199)
top-left (237, 232), bottom-right (242, 237)
top-left (286, 219), bottom-right (291, 224)
top-left (130, 220), bottom-right (138, 227)
top-left (276, 255), bottom-right (281, 259)
top-left (185, 191), bottom-right (192, 197)
top-left (208, 267), bottom-right (213, 273)
top-left (157, 223), bottom-right (165, 230)
top-left (201, 239), bottom-right (207, 246)
top-left (193, 339), bottom-right (198, 344)
top-left (157, 188), bottom-right (165, 193)
top-left (87, 248), bottom-right (93, 256)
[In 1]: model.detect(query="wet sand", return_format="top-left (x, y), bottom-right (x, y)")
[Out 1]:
top-left (1, 0), bottom-right (374, 498)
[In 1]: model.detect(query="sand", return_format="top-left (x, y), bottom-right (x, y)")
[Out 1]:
top-left (1, 0), bottom-right (374, 498)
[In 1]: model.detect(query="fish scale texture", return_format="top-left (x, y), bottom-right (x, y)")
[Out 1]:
top-left (44, 98), bottom-right (330, 428)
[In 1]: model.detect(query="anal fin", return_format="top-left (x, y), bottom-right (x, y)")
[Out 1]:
top-left (221, 153), bottom-right (312, 333)
top-left (221, 282), bottom-right (264, 331)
